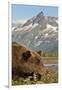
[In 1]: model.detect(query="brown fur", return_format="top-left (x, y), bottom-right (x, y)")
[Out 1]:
top-left (12, 42), bottom-right (46, 79)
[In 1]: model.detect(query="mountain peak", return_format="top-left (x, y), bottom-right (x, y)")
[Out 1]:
top-left (37, 11), bottom-right (44, 17)
top-left (22, 11), bottom-right (44, 26)
top-left (12, 10), bottom-right (58, 53)
top-left (32, 11), bottom-right (46, 28)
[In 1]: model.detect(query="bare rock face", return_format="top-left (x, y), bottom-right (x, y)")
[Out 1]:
top-left (12, 42), bottom-right (46, 80)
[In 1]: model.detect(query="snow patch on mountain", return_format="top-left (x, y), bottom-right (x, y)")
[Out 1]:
top-left (12, 11), bottom-right (58, 52)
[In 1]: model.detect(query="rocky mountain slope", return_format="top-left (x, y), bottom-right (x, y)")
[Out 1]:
top-left (12, 11), bottom-right (58, 52)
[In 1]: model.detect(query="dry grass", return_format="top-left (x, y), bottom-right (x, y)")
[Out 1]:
top-left (12, 67), bottom-right (58, 85)
top-left (42, 57), bottom-right (58, 64)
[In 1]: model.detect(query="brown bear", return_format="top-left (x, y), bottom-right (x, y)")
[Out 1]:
top-left (12, 42), bottom-right (46, 80)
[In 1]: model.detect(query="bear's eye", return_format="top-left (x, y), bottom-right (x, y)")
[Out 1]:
top-left (22, 51), bottom-right (31, 61)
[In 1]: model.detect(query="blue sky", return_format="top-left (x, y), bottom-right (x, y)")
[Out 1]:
top-left (12, 4), bottom-right (58, 22)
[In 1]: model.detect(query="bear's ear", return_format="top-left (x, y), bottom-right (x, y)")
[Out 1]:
top-left (22, 50), bottom-right (31, 61)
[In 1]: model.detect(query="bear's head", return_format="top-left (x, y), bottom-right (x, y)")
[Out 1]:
top-left (12, 42), bottom-right (46, 79)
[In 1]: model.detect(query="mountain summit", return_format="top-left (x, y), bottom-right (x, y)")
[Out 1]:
top-left (12, 11), bottom-right (58, 52)
top-left (22, 11), bottom-right (47, 29)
